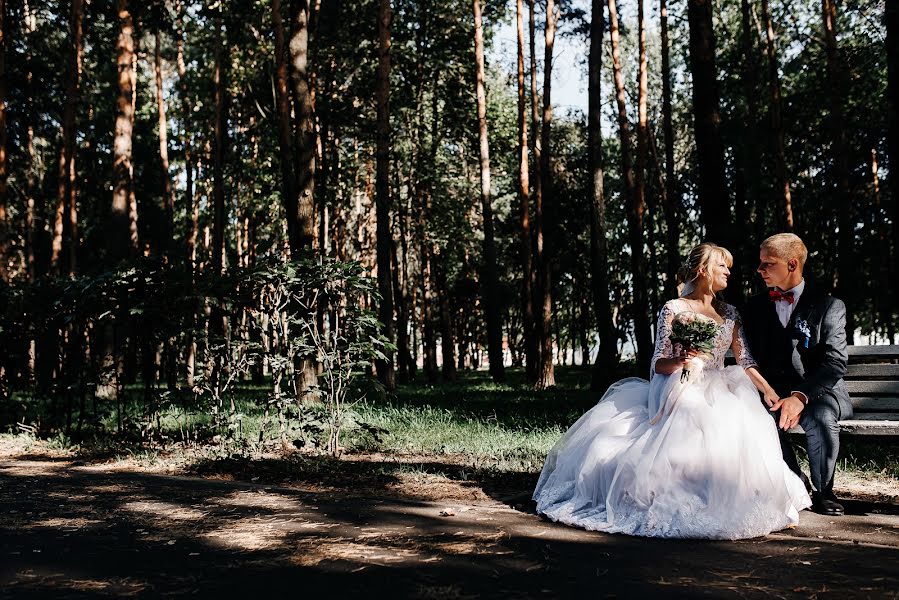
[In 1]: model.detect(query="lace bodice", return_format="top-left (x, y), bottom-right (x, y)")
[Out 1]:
top-left (650, 299), bottom-right (757, 378)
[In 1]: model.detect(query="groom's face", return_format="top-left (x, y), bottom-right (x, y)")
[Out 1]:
top-left (757, 250), bottom-right (791, 289)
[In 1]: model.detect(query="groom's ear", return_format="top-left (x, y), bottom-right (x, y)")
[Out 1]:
top-left (788, 259), bottom-right (797, 271)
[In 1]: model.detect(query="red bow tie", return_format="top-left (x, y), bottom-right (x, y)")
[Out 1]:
top-left (769, 289), bottom-right (795, 304)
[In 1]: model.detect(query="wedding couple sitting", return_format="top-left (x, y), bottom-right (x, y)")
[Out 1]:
top-left (534, 233), bottom-right (851, 539)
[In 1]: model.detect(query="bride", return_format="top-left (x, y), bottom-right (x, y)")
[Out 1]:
top-left (533, 243), bottom-right (811, 540)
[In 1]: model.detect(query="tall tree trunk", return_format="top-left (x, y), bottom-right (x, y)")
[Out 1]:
top-left (390, 237), bottom-right (413, 381)
top-left (533, 0), bottom-right (557, 389)
top-left (50, 0), bottom-right (84, 275)
top-left (871, 149), bottom-right (893, 339)
top-left (111, 0), bottom-right (136, 260)
top-left (527, 0), bottom-right (542, 384)
top-left (822, 0), bottom-right (854, 339)
top-left (738, 0), bottom-right (762, 285)
top-left (885, 0), bottom-right (898, 297)
top-left (588, 0), bottom-right (618, 389)
top-left (212, 13), bottom-right (226, 275)
top-left (516, 0), bottom-right (537, 385)
top-left (176, 1), bottom-right (197, 386)
top-left (761, 0), bottom-right (793, 230)
top-left (375, 0), bottom-right (396, 390)
top-left (687, 0), bottom-right (733, 249)
top-left (609, 0), bottom-right (652, 374)
top-left (155, 31), bottom-right (176, 261)
top-left (420, 88), bottom-right (442, 382)
top-left (472, 0), bottom-right (505, 382)
top-left (635, 0), bottom-right (654, 328)
top-left (0, 0), bottom-right (6, 282)
top-left (436, 253), bottom-right (456, 381)
top-left (273, 0), bottom-right (297, 254)
top-left (289, 0), bottom-right (316, 254)
top-left (659, 0), bottom-right (679, 299)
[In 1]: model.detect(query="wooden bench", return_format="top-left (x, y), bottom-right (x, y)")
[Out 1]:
top-left (836, 345), bottom-right (899, 436)
top-left (726, 345), bottom-right (899, 435)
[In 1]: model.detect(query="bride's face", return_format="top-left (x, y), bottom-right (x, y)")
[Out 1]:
top-left (704, 255), bottom-right (731, 293)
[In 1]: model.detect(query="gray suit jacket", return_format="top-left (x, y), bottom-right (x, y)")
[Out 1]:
top-left (742, 284), bottom-right (853, 419)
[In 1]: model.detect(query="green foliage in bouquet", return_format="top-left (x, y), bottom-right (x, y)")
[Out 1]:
top-left (669, 313), bottom-right (719, 354)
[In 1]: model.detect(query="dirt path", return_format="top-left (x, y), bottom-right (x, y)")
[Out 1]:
top-left (2, 452), bottom-right (899, 599)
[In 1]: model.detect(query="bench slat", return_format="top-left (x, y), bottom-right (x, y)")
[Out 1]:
top-left (837, 421), bottom-right (899, 435)
top-left (846, 364), bottom-right (899, 378)
top-left (851, 396), bottom-right (899, 411)
top-left (842, 412), bottom-right (899, 420)
top-left (845, 380), bottom-right (899, 395)
top-left (790, 421), bottom-right (899, 435)
top-left (848, 345), bottom-right (899, 360)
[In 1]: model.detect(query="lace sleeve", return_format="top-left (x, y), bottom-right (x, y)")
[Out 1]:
top-left (730, 307), bottom-right (758, 370)
top-left (650, 302), bottom-right (677, 378)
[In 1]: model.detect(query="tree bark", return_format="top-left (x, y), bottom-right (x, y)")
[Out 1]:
top-left (516, 0), bottom-right (537, 385)
top-left (472, 0), bottom-right (505, 382)
top-left (51, 0), bottom-right (84, 275)
top-left (886, 0), bottom-right (898, 292)
top-left (687, 0), bottom-right (732, 248)
top-left (533, 0), bottom-right (557, 390)
top-left (738, 0), bottom-right (762, 282)
top-left (609, 0), bottom-right (652, 375)
top-left (761, 0), bottom-right (793, 231)
top-left (822, 0), bottom-right (854, 339)
top-left (527, 0), bottom-right (541, 385)
top-left (435, 252), bottom-right (456, 381)
top-left (155, 31), bottom-right (176, 261)
top-left (273, 0), bottom-right (297, 254)
top-left (588, 0), bottom-right (618, 390)
top-left (289, 0), bottom-right (316, 254)
top-left (0, 0), bottom-right (6, 282)
top-left (23, 0), bottom-right (36, 282)
top-left (176, 1), bottom-right (197, 386)
top-left (659, 0), bottom-right (679, 298)
top-left (212, 13), bottom-right (226, 275)
top-left (111, 0), bottom-right (137, 260)
top-left (375, 0), bottom-right (396, 390)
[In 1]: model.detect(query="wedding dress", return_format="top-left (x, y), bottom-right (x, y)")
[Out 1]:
top-left (533, 299), bottom-right (811, 540)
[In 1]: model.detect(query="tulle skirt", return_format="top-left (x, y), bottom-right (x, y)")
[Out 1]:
top-left (533, 366), bottom-right (812, 540)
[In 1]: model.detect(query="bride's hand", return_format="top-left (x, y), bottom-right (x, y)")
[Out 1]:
top-left (680, 349), bottom-right (700, 367)
top-left (762, 387), bottom-right (779, 408)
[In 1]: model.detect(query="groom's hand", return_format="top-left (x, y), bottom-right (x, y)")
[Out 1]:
top-left (771, 395), bottom-right (805, 430)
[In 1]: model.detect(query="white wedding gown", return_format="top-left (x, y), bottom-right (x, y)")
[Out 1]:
top-left (533, 299), bottom-right (811, 540)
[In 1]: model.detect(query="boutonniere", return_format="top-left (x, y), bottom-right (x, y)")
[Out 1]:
top-left (794, 318), bottom-right (811, 348)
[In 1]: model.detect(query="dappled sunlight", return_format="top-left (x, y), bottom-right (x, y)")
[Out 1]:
top-left (122, 499), bottom-right (208, 521)
top-left (24, 516), bottom-right (105, 530)
top-left (0, 459), bottom-right (72, 477)
top-left (4, 573), bottom-right (148, 597)
top-left (86, 483), bottom-right (140, 495)
top-left (45, 490), bottom-right (100, 503)
top-left (211, 489), bottom-right (305, 512)
top-left (289, 529), bottom-right (508, 568)
top-left (201, 516), bottom-right (294, 551)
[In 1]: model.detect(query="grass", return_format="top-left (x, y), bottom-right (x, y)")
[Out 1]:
top-left (5, 365), bottom-right (899, 488)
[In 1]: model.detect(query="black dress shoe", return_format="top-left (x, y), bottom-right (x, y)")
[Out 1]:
top-left (811, 492), bottom-right (845, 516)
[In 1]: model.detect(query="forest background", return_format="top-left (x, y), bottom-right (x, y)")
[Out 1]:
top-left (0, 0), bottom-right (896, 462)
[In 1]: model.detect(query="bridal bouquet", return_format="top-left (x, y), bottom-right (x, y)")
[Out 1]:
top-left (669, 312), bottom-right (719, 382)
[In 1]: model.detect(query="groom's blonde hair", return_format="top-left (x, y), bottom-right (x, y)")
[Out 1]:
top-left (761, 233), bottom-right (808, 269)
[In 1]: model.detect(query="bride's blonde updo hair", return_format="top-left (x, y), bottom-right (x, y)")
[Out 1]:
top-left (677, 243), bottom-right (734, 296)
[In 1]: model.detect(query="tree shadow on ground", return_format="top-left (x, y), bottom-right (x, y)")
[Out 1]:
top-left (2, 454), bottom-right (899, 599)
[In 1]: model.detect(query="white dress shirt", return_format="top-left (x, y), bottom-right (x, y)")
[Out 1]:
top-left (773, 278), bottom-right (809, 404)
top-left (775, 279), bottom-right (805, 328)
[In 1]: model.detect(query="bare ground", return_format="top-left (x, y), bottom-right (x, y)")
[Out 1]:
top-left (2, 438), bottom-right (899, 599)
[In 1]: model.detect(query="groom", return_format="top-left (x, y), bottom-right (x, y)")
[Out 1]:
top-left (742, 233), bottom-right (853, 516)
